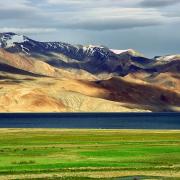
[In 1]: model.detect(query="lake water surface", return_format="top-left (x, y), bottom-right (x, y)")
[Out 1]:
top-left (0, 113), bottom-right (179, 129)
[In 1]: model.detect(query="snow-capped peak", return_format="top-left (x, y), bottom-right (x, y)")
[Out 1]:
top-left (0, 32), bottom-right (28, 48)
top-left (83, 45), bottom-right (104, 51)
top-left (81, 45), bottom-right (108, 56)
top-left (156, 55), bottom-right (180, 62)
top-left (110, 49), bottom-right (131, 54)
top-left (87, 45), bottom-right (103, 49)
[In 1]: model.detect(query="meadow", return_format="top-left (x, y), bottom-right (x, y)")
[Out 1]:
top-left (0, 129), bottom-right (180, 179)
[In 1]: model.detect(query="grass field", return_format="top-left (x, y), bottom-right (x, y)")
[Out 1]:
top-left (0, 129), bottom-right (180, 179)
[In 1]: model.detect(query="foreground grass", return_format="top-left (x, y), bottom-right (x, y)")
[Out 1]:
top-left (0, 129), bottom-right (180, 179)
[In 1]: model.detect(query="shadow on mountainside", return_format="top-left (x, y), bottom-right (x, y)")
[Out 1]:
top-left (78, 77), bottom-right (180, 112)
top-left (0, 63), bottom-right (45, 77)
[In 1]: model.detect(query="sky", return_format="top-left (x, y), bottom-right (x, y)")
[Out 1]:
top-left (0, 0), bottom-right (180, 57)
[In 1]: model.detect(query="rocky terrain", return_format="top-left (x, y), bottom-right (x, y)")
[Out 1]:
top-left (0, 32), bottom-right (179, 112)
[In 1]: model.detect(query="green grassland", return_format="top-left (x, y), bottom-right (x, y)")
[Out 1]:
top-left (0, 129), bottom-right (180, 179)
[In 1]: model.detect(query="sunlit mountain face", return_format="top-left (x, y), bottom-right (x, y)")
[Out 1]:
top-left (0, 3), bottom-right (179, 180)
top-left (0, 32), bottom-right (179, 112)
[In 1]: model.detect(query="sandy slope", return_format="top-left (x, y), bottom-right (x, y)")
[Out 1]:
top-left (0, 72), bottom-right (151, 112)
top-left (0, 49), bottom-right (179, 112)
top-left (0, 70), bottom-right (179, 112)
top-left (98, 76), bottom-right (180, 112)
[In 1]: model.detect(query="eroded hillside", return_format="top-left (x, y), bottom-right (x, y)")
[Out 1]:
top-left (0, 32), bottom-right (179, 112)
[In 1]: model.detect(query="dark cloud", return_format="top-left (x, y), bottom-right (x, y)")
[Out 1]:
top-left (139, 0), bottom-right (180, 7)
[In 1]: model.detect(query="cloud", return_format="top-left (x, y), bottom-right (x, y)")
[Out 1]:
top-left (47, 0), bottom-right (86, 4)
top-left (53, 8), bottom-right (164, 30)
top-left (0, 0), bottom-right (178, 32)
top-left (61, 19), bottom-right (161, 31)
top-left (0, 27), bottom-right (57, 34)
top-left (44, 1), bottom-right (169, 30)
top-left (0, 0), bottom-right (179, 56)
top-left (0, 0), bottom-right (41, 19)
top-left (139, 0), bottom-right (180, 7)
top-left (46, 0), bottom-right (139, 8)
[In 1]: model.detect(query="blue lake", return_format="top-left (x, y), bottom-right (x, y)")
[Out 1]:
top-left (0, 113), bottom-right (179, 129)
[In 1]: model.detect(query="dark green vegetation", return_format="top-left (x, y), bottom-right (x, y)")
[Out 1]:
top-left (0, 129), bottom-right (180, 179)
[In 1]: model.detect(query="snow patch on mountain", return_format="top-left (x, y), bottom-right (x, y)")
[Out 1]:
top-left (83, 45), bottom-right (103, 51)
top-left (156, 55), bottom-right (180, 62)
top-left (20, 45), bottom-right (29, 54)
top-left (110, 49), bottom-right (130, 54)
top-left (0, 33), bottom-right (28, 48)
top-left (6, 35), bottom-right (24, 47)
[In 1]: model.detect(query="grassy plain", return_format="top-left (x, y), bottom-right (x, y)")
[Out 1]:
top-left (0, 129), bottom-right (180, 179)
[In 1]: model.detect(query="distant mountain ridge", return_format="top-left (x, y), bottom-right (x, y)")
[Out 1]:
top-left (0, 32), bottom-right (150, 76)
top-left (0, 32), bottom-right (179, 112)
top-left (0, 32), bottom-right (180, 78)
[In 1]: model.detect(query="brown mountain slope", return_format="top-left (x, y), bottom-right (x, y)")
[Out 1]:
top-left (95, 76), bottom-right (180, 112)
top-left (124, 72), bottom-right (180, 93)
top-left (0, 68), bottom-right (179, 112)
top-left (0, 72), bottom-right (150, 112)
top-left (0, 49), bottom-right (96, 80)
top-left (0, 49), bottom-right (56, 76)
top-left (0, 46), bottom-right (179, 112)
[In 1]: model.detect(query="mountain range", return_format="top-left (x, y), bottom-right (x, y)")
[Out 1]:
top-left (0, 32), bottom-right (179, 112)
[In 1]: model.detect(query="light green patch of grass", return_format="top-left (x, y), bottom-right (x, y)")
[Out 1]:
top-left (0, 129), bottom-right (179, 179)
